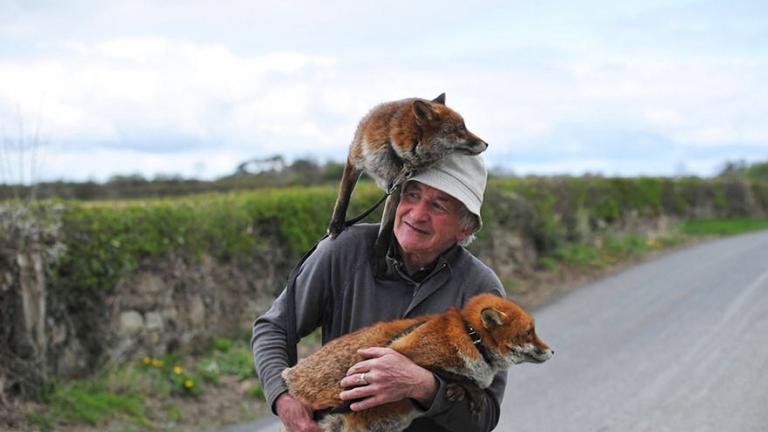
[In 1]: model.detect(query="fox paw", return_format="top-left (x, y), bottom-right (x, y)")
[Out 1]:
top-left (468, 393), bottom-right (486, 418)
top-left (327, 220), bottom-right (346, 239)
top-left (445, 383), bottom-right (466, 402)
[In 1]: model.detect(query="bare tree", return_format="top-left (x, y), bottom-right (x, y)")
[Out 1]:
top-left (1, 106), bottom-right (45, 201)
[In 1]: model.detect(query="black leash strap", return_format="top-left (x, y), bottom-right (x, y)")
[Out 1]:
top-left (344, 190), bottom-right (390, 227)
top-left (283, 190), bottom-right (390, 366)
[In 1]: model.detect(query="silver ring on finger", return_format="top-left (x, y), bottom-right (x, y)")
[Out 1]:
top-left (359, 372), bottom-right (369, 386)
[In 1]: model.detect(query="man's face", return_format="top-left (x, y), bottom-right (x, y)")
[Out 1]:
top-left (394, 181), bottom-right (472, 261)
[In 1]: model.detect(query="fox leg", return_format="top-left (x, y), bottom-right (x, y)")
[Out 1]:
top-left (328, 159), bottom-right (361, 239)
top-left (445, 382), bottom-right (467, 402)
top-left (445, 382), bottom-right (486, 418)
top-left (433, 369), bottom-right (487, 419)
top-left (374, 189), bottom-right (399, 275)
top-left (463, 383), bottom-right (487, 418)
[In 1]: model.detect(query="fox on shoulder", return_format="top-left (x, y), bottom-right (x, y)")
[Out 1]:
top-left (327, 93), bottom-right (488, 239)
top-left (282, 293), bottom-right (554, 432)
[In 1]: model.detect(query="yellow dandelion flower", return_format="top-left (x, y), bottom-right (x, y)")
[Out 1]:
top-left (173, 366), bottom-right (184, 375)
top-left (184, 379), bottom-right (194, 388)
top-left (151, 359), bottom-right (164, 368)
top-left (143, 356), bottom-right (152, 365)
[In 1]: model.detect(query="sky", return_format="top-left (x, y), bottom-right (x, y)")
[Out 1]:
top-left (0, 0), bottom-right (766, 183)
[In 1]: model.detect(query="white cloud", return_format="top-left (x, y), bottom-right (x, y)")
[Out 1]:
top-left (1, 2), bottom-right (766, 182)
top-left (0, 37), bottom-right (336, 151)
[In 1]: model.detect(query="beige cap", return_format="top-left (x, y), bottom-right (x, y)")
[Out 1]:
top-left (407, 154), bottom-right (487, 228)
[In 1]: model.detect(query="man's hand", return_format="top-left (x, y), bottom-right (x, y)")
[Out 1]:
top-left (339, 347), bottom-right (438, 411)
top-left (275, 392), bottom-right (323, 432)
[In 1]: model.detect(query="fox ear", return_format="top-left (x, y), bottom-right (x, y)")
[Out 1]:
top-left (413, 100), bottom-right (436, 123)
top-left (432, 93), bottom-right (446, 105)
top-left (481, 308), bottom-right (508, 329)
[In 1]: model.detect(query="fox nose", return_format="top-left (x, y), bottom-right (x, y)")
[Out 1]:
top-left (469, 140), bottom-right (488, 154)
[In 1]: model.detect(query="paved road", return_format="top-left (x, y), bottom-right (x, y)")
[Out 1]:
top-left (497, 230), bottom-right (768, 432)
top-left (229, 231), bottom-right (768, 432)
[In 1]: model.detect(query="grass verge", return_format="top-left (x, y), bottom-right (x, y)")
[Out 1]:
top-left (26, 338), bottom-right (266, 431)
top-left (542, 218), bottom-right (767, 273)
top-left (680, 218), bottom-right (768, 236)
top-left (506, 218), bottom-right (768, 309)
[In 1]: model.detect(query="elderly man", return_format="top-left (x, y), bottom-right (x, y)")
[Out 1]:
top-left (252, 154), bottom-right (506, 432)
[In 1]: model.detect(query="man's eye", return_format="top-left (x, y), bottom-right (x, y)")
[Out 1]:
top-left (432, 202), bottom-right (447, 212)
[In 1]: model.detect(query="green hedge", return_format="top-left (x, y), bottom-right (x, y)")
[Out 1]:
top-left (47, 176), bottom-right (768, 296)
top-left (52, 184), bottom-right (386, 294)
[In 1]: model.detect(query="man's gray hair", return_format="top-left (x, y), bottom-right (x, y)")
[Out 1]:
top-left (457, 205), bottom-right (480, 247)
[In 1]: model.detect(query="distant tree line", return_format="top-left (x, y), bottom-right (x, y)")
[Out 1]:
top-left (0, 155), bottom-right (346, 201)
top-left (718, 159), bottom-right (768, 181)
top-left (1, 156), bottom-right (766, 202)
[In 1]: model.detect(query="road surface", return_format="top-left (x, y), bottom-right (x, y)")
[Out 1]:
top-left (497, 230), bottom-right (768, 432)
top-left (229, 230), bottom-right (768, 432)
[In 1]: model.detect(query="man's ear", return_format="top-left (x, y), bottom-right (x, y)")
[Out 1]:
top-left (455, 225), bottom-right (473, 243)
top-left (413, 100), bottom-right (436, 123)
top-left (432, 93), bottom-right (446, 105)
top-left (481, 308), bottom-right (508, 329)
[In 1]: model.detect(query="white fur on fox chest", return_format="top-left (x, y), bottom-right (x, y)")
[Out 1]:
top-left (355, 137), bottom-right (405, 190)
top-left (448, 348), bottom-right (497, 389)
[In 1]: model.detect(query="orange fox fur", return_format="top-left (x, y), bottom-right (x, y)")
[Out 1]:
top-left (326, 93), bottom-right (488, 240)
top-left (282, 293), bottom-right (553, 432)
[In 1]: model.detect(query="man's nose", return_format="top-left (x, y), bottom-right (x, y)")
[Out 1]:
top-left (409, 200), bottom-right (430, 221)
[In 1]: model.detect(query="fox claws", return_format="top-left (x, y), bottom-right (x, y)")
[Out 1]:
top-left (468, 392), bottom-right (486, 418)
top-left (446, 383), bottom-right (485, 417)
top-left (445, 383), bottom-right (466, 402)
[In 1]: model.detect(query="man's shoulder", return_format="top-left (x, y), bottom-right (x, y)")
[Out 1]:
top-left (452, 247), bottom-right (505, 293)
top-left (330, 223), bottom-right (378, 245)
top-left (453, 247), bottom-right (495, 274)
top-left (315, 223), bottom-right (378, 258)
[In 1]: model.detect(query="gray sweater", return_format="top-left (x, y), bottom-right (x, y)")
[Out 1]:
top-left (251, 224), bottom-right (507, 431)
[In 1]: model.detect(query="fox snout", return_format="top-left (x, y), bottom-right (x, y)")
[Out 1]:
top-left (512, 343), bottom-right (554, 364)
top-left (443, 133), bottom-right (487, 157)
top-left (530, 335), bottom-right (554, 363)
top-left (460, 133), bottom-right (488, 155)
top-left (529, 346), bottom-right (554, 363)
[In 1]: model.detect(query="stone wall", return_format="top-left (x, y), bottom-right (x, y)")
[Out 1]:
top-left (40, 247), bottom-right (291, 379)
top-left (1, 204), bottom-right (64, 399)
top-left (106, 253), bottom-right (286, 364)
top-left (1, 205), bottom-right (294, 395)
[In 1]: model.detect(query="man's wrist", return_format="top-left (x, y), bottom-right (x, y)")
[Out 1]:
top-left (275, 391), bottom-right (292, 416)
top-left (410, 370), bottom-right (439, 408)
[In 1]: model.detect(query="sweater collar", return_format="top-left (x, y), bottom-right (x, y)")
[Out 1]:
top-left (385, 236), bottom-right (460, 282)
